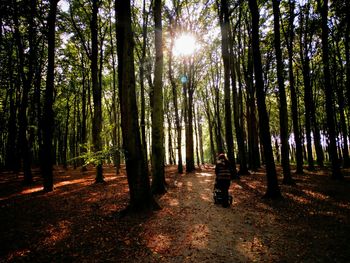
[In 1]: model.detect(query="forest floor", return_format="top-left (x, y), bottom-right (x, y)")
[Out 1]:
top-left (1, 164), bottom-right (350, 263)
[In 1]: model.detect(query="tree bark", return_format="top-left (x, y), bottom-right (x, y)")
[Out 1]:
top-left (151, 0), bottom-right (166, 194)
top-left (248, 0), bottom-right (281, 198)
top-left (116, 0), bottom-right (158, 212)
top-left (272, 0), bottom-right (293, 184)
top-left (168, 17), bottom-right (183, 174)
top-left (185, 61), bottom-right (195, 173)
top-left (13, 0), bottom-right (33, 184)
top-left (140, 0), bottom-right (149, 164)
top-left (318, 0), bottom-right (342, 179)
top-left (42, 0), bottom-right (59, 192)
top-left (218, 0), bottom-right (237, 176)
top-left (91, 0), bottom-right (104, 183)
top-left (299, 6), bottom-right (314, 170)
top-left (286, 0), bottom-right (303, 174)
top-left (230, 29), bottom-right (249, 175)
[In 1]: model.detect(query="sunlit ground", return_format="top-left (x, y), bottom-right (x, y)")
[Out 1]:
top-left (1, 165), bottom-right (350, 262)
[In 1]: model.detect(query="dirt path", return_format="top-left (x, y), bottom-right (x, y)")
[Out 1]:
top-left (141, 167), bottom-right (280, 262)
top-left (1, 165), bottom-right (350, 262)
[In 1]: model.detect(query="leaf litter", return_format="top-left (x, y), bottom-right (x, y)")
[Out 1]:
top-left (0, 165), bottom-right (350, 262)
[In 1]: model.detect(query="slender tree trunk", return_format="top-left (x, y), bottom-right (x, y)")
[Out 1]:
top-left (213, 81), bottom-right (224, 154)
top-left (13, 1), bottom-right (32, 184)
top-left (218, 0), bottom-right (237, 176)
top-left (185, 67), bottom-right (195, 172)
top-left (344, 1), bottom-right (350, 162)
top-left (109, 16), bottom-right (120, 173)
top-left (166, 112), bottom-right (174, 165)
top-left (272, 0), bottom-right (293, 184)
top-left (197, 106), bottom-right (205, 164)
top-left (63, 98), bottom-right (70, 169)
top-left (140, 0), bottom-right (149, 164)
top-left (231, 39), bottom-right (249, 175)
top-left (168, 19), bottom-right (183, 174)
top-left (116, 0), bottom-right (158, 212)
top-left (245, 45), bottom-right (260, 170)
top-left (248, 0), bottom-right (281, 198)
top-left (80, 52), bottom-right (87, 171)
top-left (237, 7), bottom-right (249, 173)
top-left (5, 46), bottom-right (18, 171)
top-left (151, 0), bottom-right (166, 194)
top-left (300, 6), bottom-right (314, 170)
top-left (91, 0), bottom-right (104, 183)
top-left (203, 89), bottom-right (216, 164)
top-left (286, 0), bottom-right (303, 174)
top-left (318, 0), bottom-right (342, 179)
top-left (42, 0), bottom-right (59, 192)
top-left (334, 37), bottom-right (350, 167)
top-left (194, 106), bottom-right (200, 168)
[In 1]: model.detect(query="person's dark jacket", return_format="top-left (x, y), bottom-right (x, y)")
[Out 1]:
top-left (215, 159), bottom-right (232, 180)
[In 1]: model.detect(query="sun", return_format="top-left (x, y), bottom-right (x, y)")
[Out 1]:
top-left (173, 33), bottom-right (198, 57)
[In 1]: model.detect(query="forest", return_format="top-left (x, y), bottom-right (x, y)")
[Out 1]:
top-left (0, 0), bottom-right (350, 262)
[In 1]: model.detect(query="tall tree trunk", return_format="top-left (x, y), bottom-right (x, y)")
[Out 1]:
top-left (13, 0), bottom-right (32, 184)
top-left (91, 0), bottom-right (104, 183)
top-left (318, 0), bottom-right (342, 179)
top-left (168, 18), bottom-right (183, 174)
top-left (140, 0), bottom-right (149, 163)
top-left (237, 6), bottom-right (249, 173)
top-left (218, 0), bottom-right (237, 176)
top-left (80, 52), bottom-right (88, 171)
top-left (116, 0), bottom-right (157, 212)
top-left (344, 1), bottom-right (350, 154)
top-left (203, 88), bottom-right (216, 164)
top-left (197, 106), bottom-right (205, 164)
top-left (286, 0), bottom-right (303, 174)
top-left (212, 76), bottom-right (224, 154)
top-left (109, 16), bottom-right (120, 173)
top-left (194, 106), bottom-right (200, 167)
top-left (231, 36), bottom-right (249, 175)
top-left (272, 0), bottom-right (293, 184)
top-left (245, 44), bottom-right (260, 170)
top-left (300, 5), bottom-right (314, 170)
top-left (248, 0), bottom-right (281, 198)
top-left (166, 112), bottom-right (175, 165)
top-left (151, 0), bottom-right (166, 194)
top-left (63, 98), bottom-right (70, 169)
top-left (5, 46), bottom-right (18, 171)
top-left (185, 65), bottom-right (195, 173)
top-left (42, 0), bottom-right (59, 192)
top-left (333, 36), bottom-right (350, 167)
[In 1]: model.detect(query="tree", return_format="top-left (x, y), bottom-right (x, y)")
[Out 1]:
top-left (317, 0), bottom-right (342, 179)
top-left (91, 0), bottom-right (104, 183)
top-left (116, 0), bottom-right (158, 212)
top-left (299, 4), bottom-right (315, 170)
top-left (285, 0), bottom-right (303, 174)
top-left (168, 13), bottom-right (183, 173)
top-left (272, 0), bottom-right (293, 184)
top-left (248, 0), bottom-right (281, 198)
top-left (151, 0), bottom-right (166, 194)
top-left (230, 5), bottom-right (249, 175)
top-left (217, 0), bottom-right (237, 176)
top-left (42, 0), bottom-right (59, 192)
top-left (12, 0), bottom-right (36, 184)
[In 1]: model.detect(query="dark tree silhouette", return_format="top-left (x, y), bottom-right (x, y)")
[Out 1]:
top-left (317, 0), bottom-right (342, 179)
top-left (218, 0), bottom-right (237, 176)
top-left (116, 0), bottom-right (158, 211)
top-left (272, 0), bottom-right (292, 184)
top-left (248, 0), bottom-right (281, 198)
top-left (151, 0), bottom-right (166, 194)
top-left (42, 0), bottom-right (59, 192)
